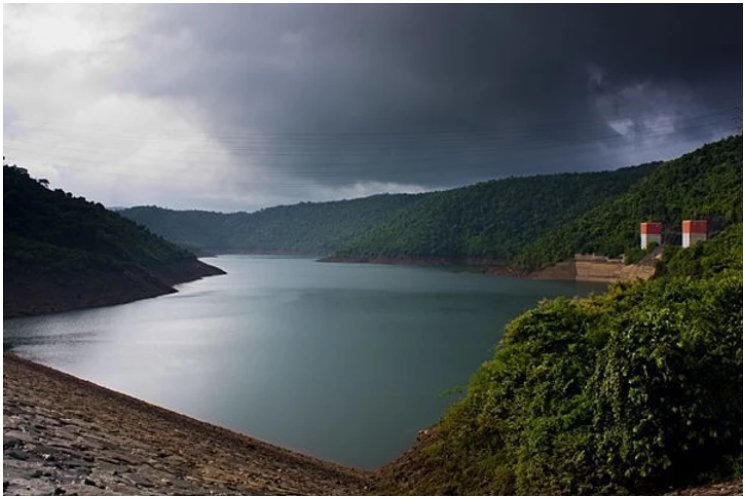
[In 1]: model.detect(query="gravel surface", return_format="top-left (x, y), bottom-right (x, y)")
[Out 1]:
top-left (3, 355), bottom-right (372, 495)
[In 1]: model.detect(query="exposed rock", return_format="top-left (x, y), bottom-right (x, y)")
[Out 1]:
top-left (3, 354), bottom-right (371, 495)
top-left (529, 252), bottom-right (657, 283)
top-left (7, 449), bottom-right (30, 461)
top-left (666, 479), bottom-right (743, 496)
top-left (4, 436), bottom-right (25, 449)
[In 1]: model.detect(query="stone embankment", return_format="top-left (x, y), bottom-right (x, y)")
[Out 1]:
top-left (323, 253), bottom-right (657, 284)
top-left (529, 252), bottom-right (658, 283)
top-left (3, 355), bottom-right (371, 495)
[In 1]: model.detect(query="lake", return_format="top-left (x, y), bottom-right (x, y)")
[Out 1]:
top-left (3, 255), bottom-right (604, 469)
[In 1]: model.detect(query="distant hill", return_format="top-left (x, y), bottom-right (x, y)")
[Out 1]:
top-left (119, 136), bottom-right (742, 275)
top-left (332, 164), bottom-right (656, 264)
top-left (337, 136), bottom-right (742, 270)
top-left (3, 165), bottom-right (224, 317)
top-left (121, 165), bottom-right (656, 261)
top-left (120, 194), bottom-right (421, 255)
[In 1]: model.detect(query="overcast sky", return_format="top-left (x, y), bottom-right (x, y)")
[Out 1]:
top-left (4, 4), bottom-right (742, 212)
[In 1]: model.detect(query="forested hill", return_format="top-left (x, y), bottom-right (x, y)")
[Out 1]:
top-left (513, 135), bottom-right (743, 270)
top-left (121, 165), bottom-right (656, 258)
top-left (333, 164), bottom-right (656, 263)
top-left (336, 136), bottom-right (742, 268)
top-left (120, 193), bottom-right (421, 255)
top-left (4, 165), bottom-right (224, 317)
top-left (119, 136), bottom-right (741, 273)
top-left (373, 137), bottom-right (744, 494)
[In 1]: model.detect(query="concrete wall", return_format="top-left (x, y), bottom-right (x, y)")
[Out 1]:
top-left (529, 259), bottom-right (577, 280)
top-left (682, 232), bottom-right (707, 248)
top-left (530, 254), bottom-right (656, 283)
top-left (641, 233), bottom-right (661, 249)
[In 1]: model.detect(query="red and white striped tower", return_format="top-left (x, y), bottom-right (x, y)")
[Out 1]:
top-left (640, 222), bottom-right (662, 249)
top-left (682, 220), bottom-right (707, 248)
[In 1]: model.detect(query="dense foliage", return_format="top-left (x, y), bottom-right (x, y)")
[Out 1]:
top-left (120, 194), bottom-right (420, 255)
top-left (333, 165), bottom-right (655, 262)
top-left (514, 136), bottom-right (742, 270)
top-left (656, 223), bottom-right (743, 279)
top-left (4, 165), bottom-right (193, 277)
top-left (387, 223), bottom-right (743, 495)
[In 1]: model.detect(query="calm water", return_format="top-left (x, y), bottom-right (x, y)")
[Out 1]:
top-left (4, 256), bottom-right (603, 469)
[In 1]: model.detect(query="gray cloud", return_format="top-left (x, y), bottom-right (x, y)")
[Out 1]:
top-left (4, 4), bottom-right (742, 211)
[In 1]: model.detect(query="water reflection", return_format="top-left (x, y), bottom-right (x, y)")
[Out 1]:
top-left (4, 256), bottom-right (603, 468)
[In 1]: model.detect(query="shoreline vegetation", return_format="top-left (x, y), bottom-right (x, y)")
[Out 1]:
top-left (376, 222), bottom-right (742, 495)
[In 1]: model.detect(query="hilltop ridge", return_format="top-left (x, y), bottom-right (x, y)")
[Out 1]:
top-left (121, 193), bottom-right (420, 256)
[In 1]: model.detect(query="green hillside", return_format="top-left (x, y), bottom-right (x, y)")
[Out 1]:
top-left (117, 207), bottom-right (244, 255)
top-left (334, 164), bottom-right (655, 263)
top-left (4, 165), bottom-right (223, 317)
top-left (381, 223), bottom-right (743, 495)
top-left (5, 166), bottom-right (193, 272)
top-left (121, 193), bottom-right (421, 255)
top-left (514, 135), bottom-right (743, 270)
top-left (121, 165), bottom-right (657, 260)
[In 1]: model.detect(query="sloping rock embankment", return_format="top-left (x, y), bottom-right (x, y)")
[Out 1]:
top-left (3, 355), bottom-right (372, 495)
top-left (529, 253), bottom-right (657, 283)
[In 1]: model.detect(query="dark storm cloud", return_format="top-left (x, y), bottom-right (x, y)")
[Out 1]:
top-left (7, 4), bottom-right (741, 209)
top-left (121, 3), bottom-right (741, 189)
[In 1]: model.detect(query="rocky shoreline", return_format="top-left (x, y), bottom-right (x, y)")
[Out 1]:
top-left (320, 254), bottom-right (658, 284)
top-left (319, 254), bottom-right (523, 278)
top-left (3, 355), bottom-right (371, 495)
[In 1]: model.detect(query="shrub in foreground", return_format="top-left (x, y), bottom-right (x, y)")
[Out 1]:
top-left (412, 269), bottom-right (742, 495)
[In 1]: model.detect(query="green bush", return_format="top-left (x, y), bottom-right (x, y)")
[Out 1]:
top-left (656, 224), bottom-right (743, 278)
top-left (408, 255), bottom-right (742, 494)
top-left (624, 241), bottom-right (658, 265)
top-left (588, 272), bottom-right (742, 493)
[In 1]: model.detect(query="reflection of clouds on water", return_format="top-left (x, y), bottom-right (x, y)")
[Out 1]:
top-left (7, 330), bottom-right (99, 346)
top-left (4, 321), bottom-right (105, 354)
